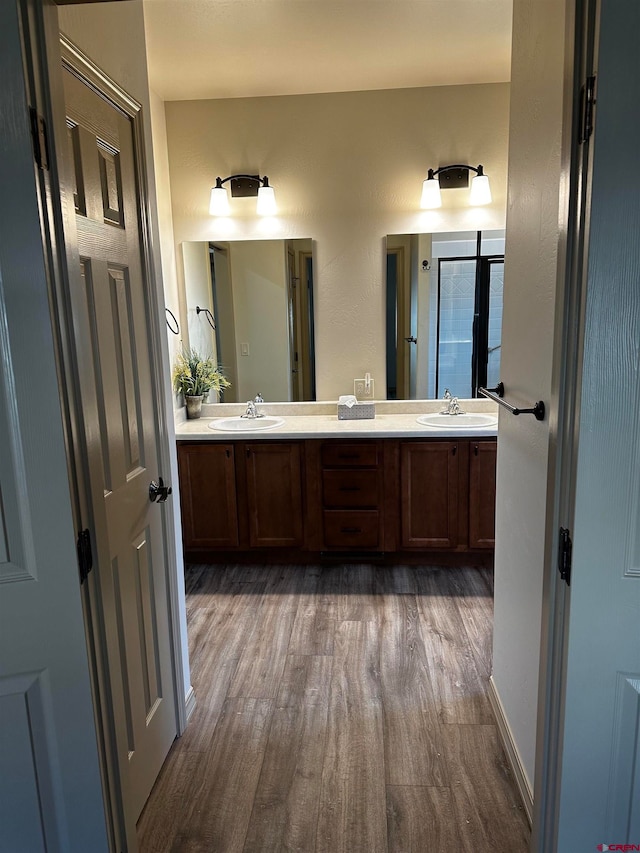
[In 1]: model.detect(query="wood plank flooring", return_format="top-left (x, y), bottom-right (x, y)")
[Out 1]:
top-left (137, 564), bottom-right (530, 853)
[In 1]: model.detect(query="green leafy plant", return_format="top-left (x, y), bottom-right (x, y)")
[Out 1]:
top-left (172, 348), bottom-right (230, 398)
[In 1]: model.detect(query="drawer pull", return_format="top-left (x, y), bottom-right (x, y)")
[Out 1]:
top-left (341, 526), bottom-right (362, 534)
top-left (339, 486), bottom-right (361, 492)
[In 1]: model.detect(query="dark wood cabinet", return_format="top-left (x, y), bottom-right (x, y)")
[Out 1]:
top-left (177, 443), bottom-right (239, 549)
top-left (400, 441), bottom-right (461, 549)
top-left (399, 438), bottom-right (497, 551)
top-left (177, 435), bottom-right (496, 561)
top-left (243, 442), bottom-right (304, 548)
top-left (177, 440), bottom-right (304, 554)
top-left (317, 440), bottom-right (385, 551)
top-left (469, 440), bottom-right (497, 549)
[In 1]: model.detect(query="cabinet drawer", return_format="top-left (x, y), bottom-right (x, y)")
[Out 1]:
top-left (321, 442), bottom-right (379, 468)
top-left (322, 469), bottom-right (379, 508)
top-left (322, 510), bottom-right (380, 548)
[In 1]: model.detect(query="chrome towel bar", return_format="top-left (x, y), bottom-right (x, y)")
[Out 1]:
top-left (478, 382), bottom-right (545, 421)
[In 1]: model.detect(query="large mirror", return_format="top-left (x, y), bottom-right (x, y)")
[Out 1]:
top-left (182, 239), bottom-right (315, 402)
top-left (386, 230), bottom-right (505, 400)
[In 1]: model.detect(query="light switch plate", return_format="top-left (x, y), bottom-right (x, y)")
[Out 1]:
top-left (240, 342), bottom-right (250, 356)
top-left (354, 378), bottom-right (375, 399)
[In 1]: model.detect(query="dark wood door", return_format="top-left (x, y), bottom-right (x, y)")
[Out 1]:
top-left (469, 440), bottom-right (497, 549)
top-left (244, 443), bottom-right (304, 547)
top-left (177, 444), bottom-right (239, 549)
top-left (401, 441), bottom-right (460, 548)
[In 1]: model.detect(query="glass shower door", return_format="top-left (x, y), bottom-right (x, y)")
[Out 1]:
top-left (486, 259), bottom-right (504, 389)
top-left (436, 258), bottom-right (476, 398)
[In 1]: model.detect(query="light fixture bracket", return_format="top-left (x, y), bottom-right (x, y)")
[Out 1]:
top-left (229, 175), bottom-right (262, 197)
top-left (432, 164), bottom-right (486, 188)
top-left (210, 173), bottom-right (277, 216)
top-left (436, 166), bottom-right (469, 189)
top-left (214, 173), bottom-right (270, 197)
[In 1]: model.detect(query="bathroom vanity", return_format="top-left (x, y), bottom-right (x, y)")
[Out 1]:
top-left (175, 404), bottom-right (497, 565)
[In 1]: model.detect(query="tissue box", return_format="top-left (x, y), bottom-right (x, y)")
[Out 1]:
top-left (337, 402), bottom-right (376, 420)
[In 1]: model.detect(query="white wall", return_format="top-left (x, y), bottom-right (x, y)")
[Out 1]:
top-left (164, 83), bottom-right (510, 399)
top-left (58, 1), bottom-right (191, 705)
top-left (491, 0), bottom-right (567, 793)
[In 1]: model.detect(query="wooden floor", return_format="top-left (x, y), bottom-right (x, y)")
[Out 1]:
top-left (137, 564), bottom-right (530, 852)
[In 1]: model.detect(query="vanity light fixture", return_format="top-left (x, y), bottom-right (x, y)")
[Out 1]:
top-left (209, 173), bottom-right (277, 216)
top-left (420, 164), bottom-right (492, 209)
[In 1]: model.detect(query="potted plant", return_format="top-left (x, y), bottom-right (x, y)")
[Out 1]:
top-left (172, 348), bottom-right (230, 418)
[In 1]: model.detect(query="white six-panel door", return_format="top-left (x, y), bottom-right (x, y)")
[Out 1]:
top-left (60, 62), bottom-right (178, 836)
top-left (0, 3), bottom-right (109, 850)
top-left (556, 0), bottom-right (640, 848)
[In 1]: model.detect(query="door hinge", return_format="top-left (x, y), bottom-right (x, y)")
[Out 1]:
top-left (558, 527), bottom-right (572, 586)
top-left (77, 528), bottom-right (93, 584)
top-left (29, 108), bottom-right (49, 171)
top-left (579, 75), bottom-right (596, 143)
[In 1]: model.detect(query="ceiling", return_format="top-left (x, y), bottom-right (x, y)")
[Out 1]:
top-left (143, 0), bottom-right (513, 102)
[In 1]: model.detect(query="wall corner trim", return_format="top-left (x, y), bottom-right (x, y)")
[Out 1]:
top-left (488, 675), bottom-right (534, 825)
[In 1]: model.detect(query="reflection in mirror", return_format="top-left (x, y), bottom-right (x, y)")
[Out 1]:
top-left (182, 239), bottom-right (315, 402)
top-left (386, 230), bottom-right (505, 400)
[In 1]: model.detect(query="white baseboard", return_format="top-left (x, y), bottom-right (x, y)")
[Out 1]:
top-left (488, 675), bottom-right (534, 826)
top-left (184, 685), bottom-right (196, 722)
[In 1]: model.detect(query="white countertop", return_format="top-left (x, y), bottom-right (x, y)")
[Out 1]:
top-left (175, 399), bottom-right (499, 441)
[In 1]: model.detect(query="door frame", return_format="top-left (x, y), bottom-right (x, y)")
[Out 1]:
top-left (531, 0), bottom-right (593, 847)
top-left (32, 11), bottom-right (187, 849)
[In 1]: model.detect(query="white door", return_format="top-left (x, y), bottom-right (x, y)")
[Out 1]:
top-left (0, 3), bottom-right (109, 850)
top-left (554, 0), bottom-right (640, 847)
top-left (60, 61), bottom-right (177, 841)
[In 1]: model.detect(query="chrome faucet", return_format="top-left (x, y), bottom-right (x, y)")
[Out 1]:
top-left (242, 400), bottom-right (258, 419)
top-left (441, 389), bottom-right (464, 415)
top-left (242, 395), bottom-right (265, 419)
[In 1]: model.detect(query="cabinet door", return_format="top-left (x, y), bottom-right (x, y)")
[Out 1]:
top-left (244, 443), bottom-right (304, 547)
top-left (177, 444), bottom-right (239, 549)
top-left (400, 441), bottom-right (459, 548)
top-left (469, 440), bottom-right (497, 549)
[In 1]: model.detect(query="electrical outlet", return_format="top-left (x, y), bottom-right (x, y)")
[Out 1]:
top-left (354, 378), bottom-right (375, 399)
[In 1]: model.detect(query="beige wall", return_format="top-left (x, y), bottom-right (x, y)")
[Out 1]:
top-left (164, 83), bottom-right (510, 399)
top-left (149, 88), bottom-right (185, 377)
top-left (492, 0), bottom-right (568, 794)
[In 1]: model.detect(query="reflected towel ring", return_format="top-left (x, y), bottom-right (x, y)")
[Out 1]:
top-left (166, 307), bottom-right (180, 335)
top-left (196, 305), bottom-right (216, 330)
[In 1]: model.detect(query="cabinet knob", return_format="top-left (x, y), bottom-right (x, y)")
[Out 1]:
top-left (452, 445), bottom-right (457, 456)
top-left (474, 444), bottom-right (479, 456)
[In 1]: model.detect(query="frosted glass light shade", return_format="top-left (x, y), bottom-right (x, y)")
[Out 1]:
top-left (256, 185), bottom-right (277, 216)
top-left (469, 173), bottom-right (492, 206)
top-left (209, 186), bottom-right (230, 216)
top-left (420, 177), bottom-right (442, 209)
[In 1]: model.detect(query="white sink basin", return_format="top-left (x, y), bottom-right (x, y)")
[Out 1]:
top-left (208, 415), bottom-right (285, 432)
top-left (416, 413), bottom-right (498, 429)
